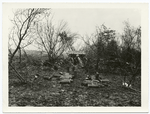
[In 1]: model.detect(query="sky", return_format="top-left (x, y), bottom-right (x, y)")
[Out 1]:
top-left (51, 8), bottom-right (141, 50)
top-left (52, 9), bottom-right (141, 35)
top-left (8, 8), bottom-right (141, 50)
top-left (52, 8), bottom-right (141, 49)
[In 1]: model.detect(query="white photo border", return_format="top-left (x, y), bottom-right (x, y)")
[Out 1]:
top-left (2, 2), bottom-right (149, 113)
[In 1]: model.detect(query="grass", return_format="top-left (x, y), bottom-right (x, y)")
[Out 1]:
top-left (9, 57), bottom-right (141, 107)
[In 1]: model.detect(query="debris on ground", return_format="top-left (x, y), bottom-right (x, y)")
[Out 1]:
top-left (9, 63), bottom-right (141, 106)
top-left (59, 72), bottom-right (74, 84)
top-left (82, 73), bottom-right (110, 88)
top-left (59, 79), bottom-right (73, 84)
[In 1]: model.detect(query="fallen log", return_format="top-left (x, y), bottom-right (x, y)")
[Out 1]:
top-left (81, 80), bottom-right (92, 86)
top-left (43, 76), bottom-right (53, 81)
top-left (59, 79), bottom-right (73, 84)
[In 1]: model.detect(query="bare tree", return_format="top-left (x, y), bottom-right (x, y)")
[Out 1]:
top-left (120, 21), bottom-right (141, 87)
top-left (36, 13), bottom-right (77, 64)
top-left (81, 24), bottom-right (116, 73)
top-left (9, 8), bottom-right (49, 65)
top-left (8, 8), bottom-right (49, 83)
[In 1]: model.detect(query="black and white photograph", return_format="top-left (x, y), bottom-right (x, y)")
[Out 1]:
top-left (2, 3), bottom-right (149, 113)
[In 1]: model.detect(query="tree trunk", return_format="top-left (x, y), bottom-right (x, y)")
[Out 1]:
top-left (96, 43), bottom-right (100, 72)
top-left (10, 64), bottom-right (26, 83)
top-left (23, 49), bottom-right (30, 63)
top-left (123, 75), bottom-right (127, 83)
top-left (96, 57), bottom-right (99, 71)
top-left (9, 41), bottom-right (21, 65)
top-left (19, 47), bottom-right (22, 64)
top-left (128, 74), bottom-right (136, 87)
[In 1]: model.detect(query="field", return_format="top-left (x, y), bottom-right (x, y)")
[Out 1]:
top-left (9, 55), bottom-right (141, 107)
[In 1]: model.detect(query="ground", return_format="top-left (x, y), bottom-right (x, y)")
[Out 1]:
top-left (9, 61), bottom-right (141, 107)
